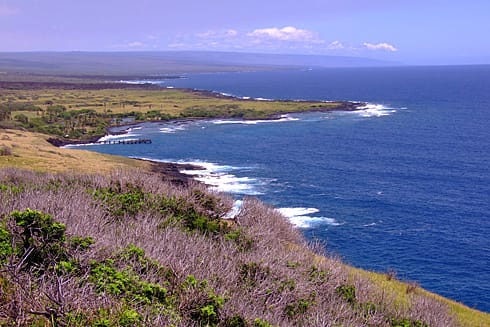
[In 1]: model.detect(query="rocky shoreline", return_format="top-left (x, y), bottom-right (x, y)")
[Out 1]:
top-left (36, 81), bottom-right (364, 185)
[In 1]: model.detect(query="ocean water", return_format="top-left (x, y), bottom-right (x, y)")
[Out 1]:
top-left (75, 66), bottom-right (490, 311)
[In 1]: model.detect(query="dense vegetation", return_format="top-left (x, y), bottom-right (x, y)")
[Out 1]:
top-left (0, 168), bottom-right (458, 326)
top-left (0, 85), bottom-right (355, 143)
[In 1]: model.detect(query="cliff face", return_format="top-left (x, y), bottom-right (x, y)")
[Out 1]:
top-left (0, 168), bottom-right (459, 326)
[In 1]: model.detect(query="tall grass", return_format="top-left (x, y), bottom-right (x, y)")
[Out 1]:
top-left (0, 168), bottom-right (459, 326)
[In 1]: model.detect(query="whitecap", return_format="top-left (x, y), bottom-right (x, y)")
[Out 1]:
top-left (276, 207), bottom-right (342, 228)
top-left (126, 127), bottom-right (142, 131)
top-left (159, 125), bottom-right (187, 134)
top-left (186, 172), bottom-right (262, 195)
top-left (277, 207), bottom-right (320, 217)
top-left (353, 103), bottom-right (397, 118)
top-left (145, 159), bottom-right (263, 196)
top-left (213, 115), bottom-right (299, 125)
top-left (96, 133), bottom-right (140, 142)
top-left (119, 80), bottom-right (159, 85)
top-left (219, 92), bottom-right (233, 97)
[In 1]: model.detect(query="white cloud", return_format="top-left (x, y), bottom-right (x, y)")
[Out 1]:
top-left (363, 42), bottom-right (398, 52)
top-left (197, 29), bottom-right (239, 39)
top-left (247, 26), bottom-right (323, 43)
top-left (327, 40), bottom-right (344, 50)
top-left (126, 41), bottom-right (145, 48)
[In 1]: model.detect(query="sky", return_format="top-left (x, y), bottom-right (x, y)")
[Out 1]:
top-left (1, 0), bottom-right (489, 64)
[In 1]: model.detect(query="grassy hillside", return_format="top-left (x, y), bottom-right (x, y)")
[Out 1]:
top-left (1, 130), bottom-right (489, 326)
top-left (0, 169), bottom-right (459, 326)
top-left (0, 129), bottom-right (152, 173)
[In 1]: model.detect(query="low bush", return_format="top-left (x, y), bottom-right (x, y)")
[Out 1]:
top-left (0, 146), bottom-right (12, 156)
top-left (0, 169), bottom-right (460, 326)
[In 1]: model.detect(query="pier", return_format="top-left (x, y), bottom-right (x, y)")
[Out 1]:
top-left (96, 138), bottom-right (152, 145)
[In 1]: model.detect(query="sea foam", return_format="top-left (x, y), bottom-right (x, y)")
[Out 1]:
top-left (159, 125), bottom-right (187, 134)
top-left (213, 115), bottom-right (299, 125)
top-left (354, 104), bottom-right (397, 117)
top-left (179, 161), bottom-right (263, 195)
top-left (96, 133), bottom-right (141, 142)
top-left (136, 158), bottom-right (264, 196)
top-left (276, 207), bottom-right (341, 228)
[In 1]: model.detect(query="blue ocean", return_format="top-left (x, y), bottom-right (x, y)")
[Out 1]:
top-left (74, 66), bottom-right (490, 312)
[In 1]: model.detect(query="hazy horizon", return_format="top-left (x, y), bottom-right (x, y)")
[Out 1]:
top-left (1, 1), bottom-right (489, 66)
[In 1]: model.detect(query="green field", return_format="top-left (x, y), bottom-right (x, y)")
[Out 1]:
top-left (0, 84), bottom-right (355, 142)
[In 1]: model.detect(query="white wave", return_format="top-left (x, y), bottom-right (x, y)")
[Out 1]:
top-left (213, 115), bottom-right (299, 125)
top-left (277, 207), bottom-right (320, 217)
top-left (179, 160), bottom-right (236, 173)
top-left (276, 207), bottom-right (341, 228)
top-left (126, 126), bottom-right (142, 131)
top-left (194, 175), bottom-right (260, 194)
top-left (159, 125), bottom-right (187, 134)
top-left (62, 142), bottom-right (97, 148)
top-left (119, 80), bottom-right (160, 85)
top-left (354, 103), bottom-right (397, 118)
top-left (176, 160), bottom-right (263, 195)
top-left (97, 133), bottom-right (140, 142)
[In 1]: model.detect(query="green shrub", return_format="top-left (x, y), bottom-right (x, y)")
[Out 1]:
top-left (119, 308), bottom-right (142, 326)
top-left (224, 229), bottom-right (254, 251)
top-left (284, 294), bottom-right (315, 318)
top-left (14, 113), bottom-right (28, 124)
top-left (69, 236), bottom-right (95, 251)
top-left (158, 194), bottom-right (226, 235)
top-left (55, 259), bottom-right (79, 275)
top-left (0, 222), bottom-right (13, 264)
top-left (307, 265), bottom-right (330, 283)
top-left (10, 208), bottom-right (67, 271)
top-left (89, 260), bottom-right (168, 305)
top-left (224, 315), bottom-right (247, 327)
top-left (253, 318), bottom-right (275, 327)
top-left (239, 262), bottom-right (271, 288)
top-left (93, 318), bottom-right (111, 327)
top-left (190, 294), bottom-right (225, 326)
top-left (336, 284), bottom-right (357, 305)
top-left (0, 183), bottom-right (23, 194)
top-left (391, 318), bottom-right (429, 327)
top-left (93, 183), bottom-right (146, 218)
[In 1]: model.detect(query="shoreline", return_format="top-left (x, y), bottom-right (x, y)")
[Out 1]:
top-left (30, 81), bottom-right (364, 188)
top-left (46, 98), bottom-right (365, 148)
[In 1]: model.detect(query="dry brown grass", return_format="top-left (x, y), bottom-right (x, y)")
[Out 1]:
top-left (0, 128), bottom-right (152, 173)
top-left (0, 169), bottom-right (468, 326)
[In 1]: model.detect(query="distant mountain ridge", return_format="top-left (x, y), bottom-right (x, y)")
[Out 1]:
top-left (0, 51), bottom-right (398, 76)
